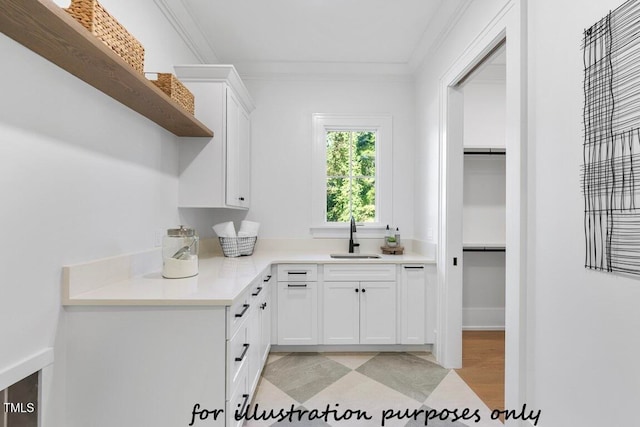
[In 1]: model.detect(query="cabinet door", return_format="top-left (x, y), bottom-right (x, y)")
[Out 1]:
top-left (260, 290), bottom-right (272, 364)
top-left (359, 281), bottom-right (396, 345)
top-left (247, 301), bottom-right (262, 393)
top-left (400, 266), bottom-right (426, 344)
top-left (277, 282), bottom-right (318, 345)
top-left (225, 88), bottom-right (242, 208)
top-left (323, 282), bottom-right (359, 345)
top-left (237, 106), bottom-right (250, 208)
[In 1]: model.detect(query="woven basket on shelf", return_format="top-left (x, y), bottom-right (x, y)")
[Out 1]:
top-left (219, 236), bottom-right (257, 258)
top-left (148, 73), bottom-right (195, 114)
top-left (65, 0), bottom-right (145, 74)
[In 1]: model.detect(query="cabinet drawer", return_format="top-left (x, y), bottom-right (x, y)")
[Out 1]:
top-left (324, 264), bottom-right (396, 281)
top-left (227, 321), bottom-right (249, 393)
top-left (277, 264), bottom-right (317, 282)
top-left (226, 362), bottom-right (249, 427)
top-left (227, 289), bottom-right (250, 338)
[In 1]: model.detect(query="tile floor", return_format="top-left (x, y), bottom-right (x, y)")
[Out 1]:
top-left (244, 352), bottom-right (503, 427)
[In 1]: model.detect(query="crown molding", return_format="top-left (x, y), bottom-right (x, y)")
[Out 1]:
top-left (408, 0), bottom-right (472, 73)
top-left (153, 0), bottom-right (219, 64)
top-left (234, 61), bottom-right (415, 82)
top-left (154, 0), bottom-right (472, 79)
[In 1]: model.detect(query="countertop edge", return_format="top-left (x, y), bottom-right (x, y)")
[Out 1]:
top-left (63, 251), bottom-right (436, 307)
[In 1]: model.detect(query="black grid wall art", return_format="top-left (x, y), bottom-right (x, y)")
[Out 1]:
top-left (583, 0), bottom-right (640, 275)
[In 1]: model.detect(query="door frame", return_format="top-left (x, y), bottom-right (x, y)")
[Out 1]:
top-left (436, 0), bottom-right (527, 420)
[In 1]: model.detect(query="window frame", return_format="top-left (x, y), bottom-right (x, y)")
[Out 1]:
top-left (311, 113), bottom-right (393, 238)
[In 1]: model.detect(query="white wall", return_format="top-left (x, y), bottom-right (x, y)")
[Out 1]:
top-left (528, 0), bottom-right (640, 425)
top-left (413, 0), bottom-right (509, 250)
top-left (463, 81), bottom-right (506, 149)
top-left (0, 1), bottom-right (199, 424)
top-left (225, 77), bottom-right (417, 241)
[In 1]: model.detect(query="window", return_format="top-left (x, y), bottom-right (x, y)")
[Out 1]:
top-left (326, 130), bottom-right (376, 223)
top-left (312, 114), bottom-right (392, 237)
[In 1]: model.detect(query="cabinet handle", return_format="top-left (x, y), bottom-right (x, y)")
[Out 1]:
top-left (362, 288), bottom-right (366, 293)
top-left (263, 275), bottom-right (272, 282)
top-left (355, 288), bottom-right (359, 293)
top-left (235, 343), bottom-right (250, 362)
top-left (252, 287), bottom-right (263, 297)
top-left (239, 197), bottom-right (245, 201)
top-left (261, 302), bottom-right (267, 310)
top-left (404, 266), bottom-right (425, 269)
top-left (235, 304), bottom-right (250, 318)
top-left (287, 271), bottom-right (307, 275)
top-left (287, 283), bottom-right (307, 288)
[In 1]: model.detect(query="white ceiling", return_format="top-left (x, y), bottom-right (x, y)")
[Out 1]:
top-left (156, 0), bottom-right (470, 75)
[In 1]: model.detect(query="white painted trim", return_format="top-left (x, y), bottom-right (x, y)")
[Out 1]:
top-left (462, 326), bottom-right (506, 331)
top-left (409, 0), bottom-right (473, 72)
top-left (154, 0), bottom-right (472, 79)
top-left (0, 348), bottom-right (53, 391)
top-left (272, 344), bottom-right (433, 353)
top-left (173, 64), bottom-right (256, 113)
top-left (436, 2), bottom-right (527, 427)
top-left (152, 0), bottom-right (219, 64)
top-left (463, 307), bottom-right (506, 330)
top-left (311, 114), bottom-right (393, 234)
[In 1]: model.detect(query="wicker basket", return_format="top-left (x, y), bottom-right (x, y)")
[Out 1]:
top-left (65, 0), bottom-right (145, 74)
top-left (149, 73), bottom-right (195, 115)
top-left (219, 236), bottom-right (257, 257)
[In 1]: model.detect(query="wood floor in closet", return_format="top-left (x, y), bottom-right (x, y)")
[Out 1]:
top-left (456, 330), bottom-right (505, 416)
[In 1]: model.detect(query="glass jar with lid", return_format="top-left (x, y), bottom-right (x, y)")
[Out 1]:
top-left (162, 225), bottom-right (199, 278)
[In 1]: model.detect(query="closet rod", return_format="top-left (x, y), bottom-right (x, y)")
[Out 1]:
top-left (463, 247), bottom-right (506, 252)
top-left (463, 149), bottom-right (506, 156)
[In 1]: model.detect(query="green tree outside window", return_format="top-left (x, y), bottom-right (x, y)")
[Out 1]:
top-left (326, 130), bottom-right (376, 223)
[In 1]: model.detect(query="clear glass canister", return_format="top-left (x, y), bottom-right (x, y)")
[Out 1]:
top-left (162, 225), bottom-right (199, 279)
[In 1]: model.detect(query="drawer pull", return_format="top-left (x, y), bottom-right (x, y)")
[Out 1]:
top-left (235, 343), bottom-right (250, 362)
top-left (404, 266), bottom-right (425, 269)
top-left (252, 287), bottom-right (263, 297)
top-left (287, 283), bottom-right (307, 288)
top-left (263, 275), bottom-right (272, 282)
top-left (287, 271), bottom-right (308, 275)
top-left (235, 304), bottom-right (250, 318)
top-left (260, 302), bottom-right (267, 310)
top-left (362, 288), bottom-right (366, 293)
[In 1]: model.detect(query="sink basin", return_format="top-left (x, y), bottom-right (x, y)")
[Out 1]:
top-left (329, 253), bottom-right (382, 259)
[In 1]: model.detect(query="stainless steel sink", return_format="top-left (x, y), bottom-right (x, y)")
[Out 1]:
top-left (329, 253), bottom-right (381, 259)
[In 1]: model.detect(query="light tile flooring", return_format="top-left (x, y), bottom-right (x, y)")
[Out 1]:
top-left (245, 352), bottom-right (503, 427)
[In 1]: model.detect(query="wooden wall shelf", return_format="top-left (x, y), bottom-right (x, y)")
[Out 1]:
top-left (0, 0), bottom-right (213, 138)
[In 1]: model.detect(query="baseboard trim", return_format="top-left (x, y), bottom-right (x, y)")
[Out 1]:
top-left (271, 344), bottom-right (433, 353)
top-left (462, 326), bottom-right (506, 331)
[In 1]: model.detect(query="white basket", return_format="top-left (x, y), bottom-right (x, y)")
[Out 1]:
top-left (219, 236), bottom-right (257, 257)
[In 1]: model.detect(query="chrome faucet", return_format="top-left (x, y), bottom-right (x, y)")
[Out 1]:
top-left (348, 216), bottom-right (360, 253)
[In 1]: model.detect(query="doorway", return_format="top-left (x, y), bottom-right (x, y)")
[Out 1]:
top-left (436, 0), bottom-right (527, 423)
top-left (457, 44), bottom-right (507, 412)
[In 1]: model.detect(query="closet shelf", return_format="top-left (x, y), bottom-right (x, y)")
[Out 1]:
top-left (0, 0), bottom-right (214, 138)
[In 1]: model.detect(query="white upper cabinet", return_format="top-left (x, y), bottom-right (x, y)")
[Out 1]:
top-left (175, 65), bottom-right (255, 209)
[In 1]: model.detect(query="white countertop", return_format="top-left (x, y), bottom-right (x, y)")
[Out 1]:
top-left (63, 250), bottom-right (435, 307)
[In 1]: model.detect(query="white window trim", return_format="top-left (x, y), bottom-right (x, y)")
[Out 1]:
top-left (311, 113), bottom-right (393, 238)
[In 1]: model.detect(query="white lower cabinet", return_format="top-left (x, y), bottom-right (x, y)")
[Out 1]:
top-left (358, 281), bottom-right (397, 344)
top-left (399, 264), bottom-right (430, 344)
top-left (274, 262), bottom-right (431, 350)
top-left (276, 264), bottom-right (318, 345)
top-left (322, 282), bottom-right (360, 344)
top-left (323, 279), bottom-right (396, 345)
top-left (277, 281), bottom-right (318, 344)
